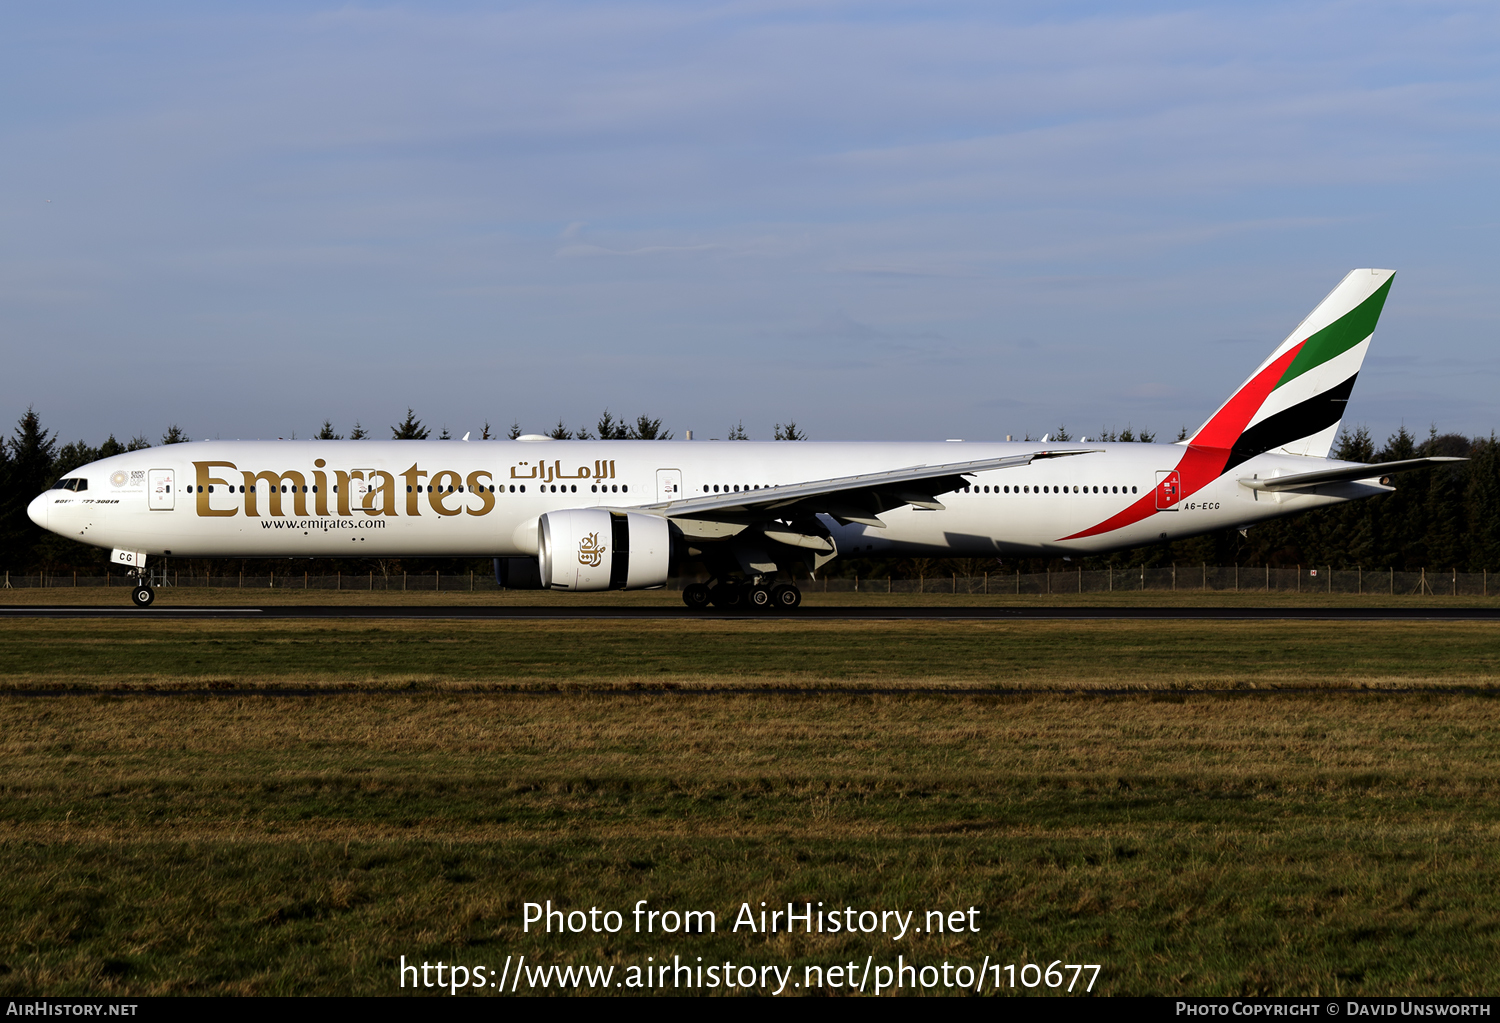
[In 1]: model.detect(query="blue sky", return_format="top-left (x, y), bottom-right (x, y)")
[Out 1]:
top-left (3, 1), bottom-right (1498, 445)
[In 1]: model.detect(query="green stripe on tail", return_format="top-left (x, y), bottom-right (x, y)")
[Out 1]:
top-left (1275, 276), bottom-right (1394, 390)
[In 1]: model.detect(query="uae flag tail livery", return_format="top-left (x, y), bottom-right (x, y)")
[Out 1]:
top-left (1196, 268), bottom-right (1392, 468)
top-left (1064, 269), bottom-right (1407, 541)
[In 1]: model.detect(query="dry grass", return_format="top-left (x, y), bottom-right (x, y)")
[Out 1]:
top-left (1, 618), bottom-right (1498, 693)
top-left (3, 617), bottom-right (1500, 995)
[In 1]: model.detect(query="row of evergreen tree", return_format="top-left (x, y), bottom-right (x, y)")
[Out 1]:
top-left (374, 408), bottom-right (680, 441)
top-left (334, 408), bottom-right (805, 441)
top-left (3, 406), bottom-right (1497, 573)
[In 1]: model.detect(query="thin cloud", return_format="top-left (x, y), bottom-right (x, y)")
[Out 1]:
top-left (2, 2), bottom-right (1498, 442)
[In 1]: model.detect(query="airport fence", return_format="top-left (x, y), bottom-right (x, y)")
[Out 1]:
top-left (812, 566), bottom-right (1497, 597)
top-left (3, 565), bottom-right (1498, 597)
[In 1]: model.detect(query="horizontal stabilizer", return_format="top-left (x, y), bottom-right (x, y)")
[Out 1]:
top-left (1239, 457), bottom-right (1465, 492)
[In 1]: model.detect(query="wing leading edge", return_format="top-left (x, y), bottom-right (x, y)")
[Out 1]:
top-left (641, 449), bottom-right (1102, 526)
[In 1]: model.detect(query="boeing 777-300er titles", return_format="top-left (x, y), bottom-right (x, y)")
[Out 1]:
top-left (29, 269), bottom-right (1462, 609)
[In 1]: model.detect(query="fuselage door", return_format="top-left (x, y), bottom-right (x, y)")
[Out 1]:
top-left (656, 468), bottom-right (682, 503)
top-left (148, 469), bottom-right (176, 511)
top-left (349, 471), bottom-right (375, 513)
top-left (1155, 470), bottom-right (1181, 510)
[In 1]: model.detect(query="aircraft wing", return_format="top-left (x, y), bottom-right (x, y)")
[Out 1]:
top-left (1238, 456), bottom-right (1466, 492)
top-left (640, 449), bottom-right (1101, 527)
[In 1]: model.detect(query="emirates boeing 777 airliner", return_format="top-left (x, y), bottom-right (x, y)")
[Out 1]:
top-left (29, 269), bottom-right (1458, 609)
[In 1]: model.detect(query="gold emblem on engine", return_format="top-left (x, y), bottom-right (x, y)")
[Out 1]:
top-left (578, 532), bottom-right (605, 568)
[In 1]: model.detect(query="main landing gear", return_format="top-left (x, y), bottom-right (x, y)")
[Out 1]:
top-left (682, 580), bottom-right (802, 613)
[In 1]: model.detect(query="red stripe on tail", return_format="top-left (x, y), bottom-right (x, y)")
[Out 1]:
top-left (1060, 342), bottom-right (1303, 541)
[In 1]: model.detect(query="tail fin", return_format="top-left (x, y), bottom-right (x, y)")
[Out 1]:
top-left (1189, 268), bottom-right (1394, 469)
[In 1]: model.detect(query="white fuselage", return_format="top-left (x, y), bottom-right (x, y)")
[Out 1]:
top-left (29, 438), bottom-right (1377, 562)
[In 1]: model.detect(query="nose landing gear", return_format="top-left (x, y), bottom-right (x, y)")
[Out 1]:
top-left (125, 564), bottom-right (157, 608)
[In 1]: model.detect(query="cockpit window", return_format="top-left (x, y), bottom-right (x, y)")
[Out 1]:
top-left (49, 478), bottom-right (87, 492)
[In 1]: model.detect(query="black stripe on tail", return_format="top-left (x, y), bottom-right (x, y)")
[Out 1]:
top-left (1223, 373), bottom-right (1357, 473)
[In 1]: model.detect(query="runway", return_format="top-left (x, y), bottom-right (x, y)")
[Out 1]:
top-left (3, 604), bottom-right (1498, 621)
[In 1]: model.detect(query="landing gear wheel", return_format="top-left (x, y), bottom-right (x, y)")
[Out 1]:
top-left (747, 585), bottom-right (773, 611)
top-left (131, 585), bottom-right (155, 608)
top-left (682, 583), bottom-right (711, 610)
top-left (709, 583), bottom-right (744, 609)
top-left (771, 584), bottom-right (802, 611)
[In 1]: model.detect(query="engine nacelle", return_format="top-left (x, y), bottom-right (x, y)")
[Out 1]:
top-left (538, 509), bottom-right (671, 591)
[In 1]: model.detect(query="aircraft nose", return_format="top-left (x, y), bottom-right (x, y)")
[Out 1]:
top-left (27, 493), bottom-right (48, 530)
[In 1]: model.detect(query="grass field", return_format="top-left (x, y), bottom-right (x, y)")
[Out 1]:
top-left (1, 617), bottom-right (1499, 692)
top-left (2, 613), bottom-right (1499, 996)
